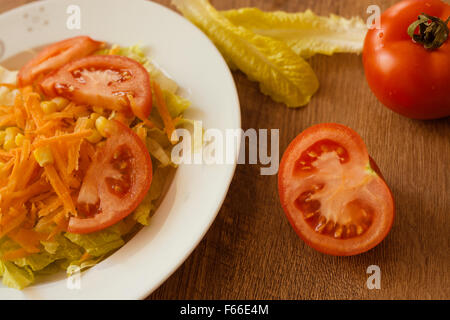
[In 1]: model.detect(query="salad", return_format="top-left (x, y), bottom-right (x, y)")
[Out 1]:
top-left (0, 36), bottom-right (191, 289)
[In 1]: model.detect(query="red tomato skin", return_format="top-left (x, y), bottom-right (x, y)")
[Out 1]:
top-left (40, 55), bottom-right (152, 120)
top-left (363, 0), bottom-right (450, 119)
top-left (17, 36), bottom-right (103, 87)
top-left (278, 124), bottom-right (395, 256)
top-left (67, 120), bottom-right (152, 234)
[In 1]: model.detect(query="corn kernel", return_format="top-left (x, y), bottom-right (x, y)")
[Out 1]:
top-left (41, 101), bottom-right (58, 114)
top-left (93, 106), bottom-right (105, 115)
top-left (90, 113), bottom-right (101, 122)
top-left (5, 127), bottom-right (20, 136)
top-left (52, 97), bottom-right (69, 111)
top-left (86, 129), bottom-right (103, 144)
top-left (14, 133), bottom-right (25, 147)
top-left (33, 146), bottom-right (54, 167)
top-left (95, 116), bottom-right (113, 138)
top-left (3, 127), bottom-right (20, 151)
top-left (85, 118), bottom-right (95, 129)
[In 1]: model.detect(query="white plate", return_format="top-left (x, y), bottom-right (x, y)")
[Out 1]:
top-left (0, 0), bottom-right (240, 299)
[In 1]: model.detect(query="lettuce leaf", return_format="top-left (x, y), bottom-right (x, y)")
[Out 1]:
top-left (64, 227), bottom-right (124, 257)
top-left (41, 234), bottom-right (83, 261)
top-left (13, 252), bottom-right (57, 272)
top-left (147, 138), bottom-right (173, 168)
top-left (222, 8), bottom-right (367, 58)
top-left (0, 261), bottom-right (34, 290)
top-left (0, 65), bottom-right (18, 85)
top-left (172, 0), bottom-right (319, 107)
top-left (133, 167), bottom-right (170, 225)
top-left (164, 90), bottom-right (191, 118)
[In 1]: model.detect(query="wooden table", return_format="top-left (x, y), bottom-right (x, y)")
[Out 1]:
top-left (1, 0), bottom-right (448, 300)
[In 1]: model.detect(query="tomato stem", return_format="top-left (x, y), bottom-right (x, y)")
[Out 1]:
top-left (408, 13), bottom-right (449, 50)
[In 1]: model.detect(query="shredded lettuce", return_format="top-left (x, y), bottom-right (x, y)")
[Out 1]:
top-left (13, 252), bottom-right (58, 272)
top-left (164, 90), bottom-right (191, 117)
top-left (0, 66), bottom-right (18, 106)
top-left (0, 261), bottom-right (34, 290)
top-left (133, 167), bottom-right (170, 226)
top-left (65, 228), bottom-right (124, 258)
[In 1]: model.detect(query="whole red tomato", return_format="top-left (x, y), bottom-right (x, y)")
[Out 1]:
top-left (363, 0), bottom-right (450, 119)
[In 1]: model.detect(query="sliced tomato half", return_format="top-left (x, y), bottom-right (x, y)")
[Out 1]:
top-left (17, 36), bottom-right (104, 87)
top-left (40, 55), bottom-right (152, 120)
top-left (278, 123), bottom-right (394, 256)
top-left (68, 120), bottom-right (152, 234)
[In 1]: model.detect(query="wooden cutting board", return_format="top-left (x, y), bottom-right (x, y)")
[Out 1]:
top-left (2, 0), bottom-right (448, 300)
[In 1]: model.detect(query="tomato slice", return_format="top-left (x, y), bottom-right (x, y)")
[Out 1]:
top-left (68, 120), bottom-right (152, 234)
top-left (17, 36), bottom-right (104, 87)
top-left (278, 124), bottom-right (394, 256)
top-left (40, 55), bottom-right (152, 120)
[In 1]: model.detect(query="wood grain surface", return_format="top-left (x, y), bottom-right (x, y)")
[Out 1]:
top-left (1, 0), bottom-right (448, 300)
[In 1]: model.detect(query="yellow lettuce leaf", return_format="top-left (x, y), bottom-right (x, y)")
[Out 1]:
top-left (222, 8), bottom-right (367, 58)
top-left (172, 0), bottom-right (319, 107)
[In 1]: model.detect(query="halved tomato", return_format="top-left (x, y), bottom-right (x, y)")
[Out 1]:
top-left (40, 55), bottom-right (152, 120)
top-left (17, 36), bottom-right (104, 87)
top-left (278, 123), bottom-right (394, 256)
top-left (68, 120), bottom-right (152, 234)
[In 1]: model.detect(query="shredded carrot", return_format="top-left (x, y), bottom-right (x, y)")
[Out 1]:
top-left (133, 123), bottom-right (148, 143)
top-left (24, 92), bottom-right (44, 129)
top-left (10, 179), bottom-right (49, 209)
top-left (151, 82), bottom-right (178, 143)
top-left (79, 252), bottom-right (91, 262)
top-left (44, 165), bottom-right (77, 216)
top-left (0, 83), bottom-right (17, 89)
top-left (0, 114), bottom-right (16, 127)
top-left (32, 130), bottom-right (93, 149)
top-left (47, 210), bottom-right (69, 240)
top-left (9, 228), bottom-right (48, 253)
top-left (0, 208), bottom-right (27, 238)
top-left (38, 197), bottom-right (62, 218)
top-left (1, 248), bottom-right (31, 261)
top-left (13, 93), bottom-right (26, 130)
top-left (67, 117), bottom-right (90, 174)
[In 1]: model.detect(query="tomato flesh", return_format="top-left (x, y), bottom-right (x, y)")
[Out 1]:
top-left (40, 55), bottom-right (152, 120)
top-left (68, 120), bottom-right (152, 234)
top-left (278, 124), bottom-right (394, 256)
top-left (17, 36), bottom-right (103, 87)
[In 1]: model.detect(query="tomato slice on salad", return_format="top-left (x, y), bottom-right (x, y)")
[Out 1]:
top-left (17, 36), bottom-right (104, 87)
top-left (68, 120), bottom-right (153, 234)
top-left (40, 55), bottom-right (152, 120)
top-left (278, 124), bottom-right (394, 256)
